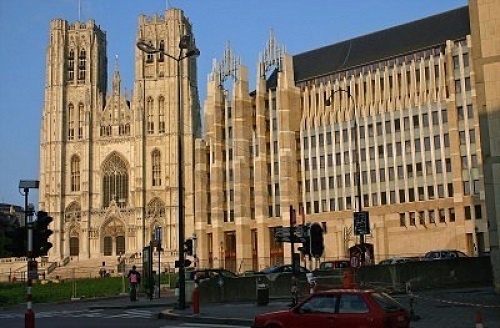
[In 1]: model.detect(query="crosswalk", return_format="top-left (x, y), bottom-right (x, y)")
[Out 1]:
top-left (159, 323), bottom-right (248, 328)
top-left (0, 309), bottom-right (154, 319)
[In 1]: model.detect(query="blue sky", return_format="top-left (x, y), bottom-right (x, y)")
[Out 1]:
top-left (0, 0), bottom-right (467, 207)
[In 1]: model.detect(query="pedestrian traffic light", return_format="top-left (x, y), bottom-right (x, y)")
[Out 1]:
top-left (184, 238), bottom-right (193, 256)
top-left (33, 211), bottom-right (53, 257)
top-left (309, 222), bottom-right (324, 258)
top-left (5, 226), bottom-right (27, 257)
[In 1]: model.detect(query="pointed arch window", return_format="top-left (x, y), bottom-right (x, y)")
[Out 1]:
top-left (67, 49), bottom-right (75, 81)
top-left (147, 97), bottom-right (154, 134)
top-left (71, 155), bottom-right (81, 192)
top-left (147, 198), bottom-right (166, 218)
top-left (159, 96), bottom-right (165, 133)
top-left (68, 103), bottom-right (75, 140)
top-left (152, 149), bottom-right (161, 186)
top-left (102, 153), bottom-right (129, 208)
top-left (78, 103), bottom-right (84, 139)
top-left (78, 49), bottom-right (86, 81)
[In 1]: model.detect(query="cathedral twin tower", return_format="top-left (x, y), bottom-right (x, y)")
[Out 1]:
top-left (39, 9), bottom-right (200, 260)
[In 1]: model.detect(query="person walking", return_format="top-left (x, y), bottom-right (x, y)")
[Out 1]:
top-left (128, 265), bottom-right (141, 301)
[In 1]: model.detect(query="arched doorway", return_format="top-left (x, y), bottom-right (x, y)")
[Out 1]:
top-left (69, 236), bottom-right (79, 256)
top-left (116, 236), bottom-right (125, 255)
top-left (101, 218), bottom-right (125, 256)
top-left (104, 236), bottom-right (113, 256)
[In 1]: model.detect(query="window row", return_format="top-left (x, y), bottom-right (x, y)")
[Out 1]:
top-left (399, 205), bottom-right (481, 228)
top-left (304, 183), bottom-right (455, 214)
top-left (303, 108), bottom-right (448, 149)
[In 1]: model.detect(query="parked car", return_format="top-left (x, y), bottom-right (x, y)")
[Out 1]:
top-left (424, 249), bottom-right (468, 260)
top-left (252, 288), bottom-right (410, 328)
top-left (319, 260), bottom-right (351, 270)
top-left (185, 268), bottom-right (237, 280)
top-left (260, 264), bottom-right (310, 274)
top-left (379, 257), bottom-right (415, 265)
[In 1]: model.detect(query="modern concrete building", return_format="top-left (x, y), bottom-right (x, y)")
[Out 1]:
top-left (194, 1), bottom-right (499, 279)
top-left (39, 9), bottom-right (201, 261)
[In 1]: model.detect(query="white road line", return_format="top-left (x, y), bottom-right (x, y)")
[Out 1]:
top-left (160, 323), bottom-right (249, 328)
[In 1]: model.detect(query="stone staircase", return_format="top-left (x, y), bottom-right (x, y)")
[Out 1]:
top-left (48, 257), bottom-right (121, 280)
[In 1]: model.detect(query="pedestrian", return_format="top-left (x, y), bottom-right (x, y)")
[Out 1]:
top-left (128, 265), bottom-right (141, 301)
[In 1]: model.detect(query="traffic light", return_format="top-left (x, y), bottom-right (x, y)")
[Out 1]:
top-left (5, 226), bottom-right (27, 257)
top-left (33, 211), bottom-right (53, 257)
top-left (309, 222), bottom-right (324, 258)
top-left (184, 238), bottom-right (193, 256)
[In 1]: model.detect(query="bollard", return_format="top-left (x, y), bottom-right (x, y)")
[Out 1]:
top-left (342, 269), bottom-right (355, 288)
top-left (405, 282), bottom-right (420, 321)
top-left (475, 308), bottom-right (484, 328)
top-left (192, 274), bottom-right (200, 314)
top-left (291, 276), bottom-right (298, 306)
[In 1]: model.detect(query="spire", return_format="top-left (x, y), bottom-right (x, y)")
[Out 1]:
top-left (112, 55), bottom-right (121, 94)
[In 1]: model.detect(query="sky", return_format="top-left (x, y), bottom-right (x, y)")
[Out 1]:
top-left (0, 0), bottom-right (468, 208)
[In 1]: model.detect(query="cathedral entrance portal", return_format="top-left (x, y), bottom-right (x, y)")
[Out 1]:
top-left (101, 218), bottom-right (125, 256)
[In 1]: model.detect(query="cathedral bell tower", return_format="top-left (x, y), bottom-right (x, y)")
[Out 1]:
top-left (39, 19), bottom-right (107, 259)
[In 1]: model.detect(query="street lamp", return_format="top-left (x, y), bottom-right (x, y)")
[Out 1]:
top-left (325, 89), bottom-right (369, 262)
top-left (136, 36), bottom-right (199, 310)
top-left (18, 179), bottom-right (39, 328)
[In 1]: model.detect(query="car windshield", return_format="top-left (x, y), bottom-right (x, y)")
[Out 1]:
top-left (370, 292), bottom-right (405, 312)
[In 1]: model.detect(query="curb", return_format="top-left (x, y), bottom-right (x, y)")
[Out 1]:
top-left (158, 308), bottom-right (253, 326)
top-left (89, 301), bottom-right (177, 310)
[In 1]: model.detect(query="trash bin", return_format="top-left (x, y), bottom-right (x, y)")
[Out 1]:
top-left (256, 279), bottom-right (269, 306)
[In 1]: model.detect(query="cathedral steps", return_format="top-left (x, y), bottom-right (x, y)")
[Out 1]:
top-left (48, 257), bottom-right (121, 280)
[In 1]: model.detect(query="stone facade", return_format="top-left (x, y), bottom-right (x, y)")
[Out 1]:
top-left (194, 2), bottom-right (498, 274)
top-left (39, 9), bottom-right (201, 261)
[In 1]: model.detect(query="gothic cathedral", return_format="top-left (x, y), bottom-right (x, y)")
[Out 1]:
top-left (39, 9), bottom-right (201, 261)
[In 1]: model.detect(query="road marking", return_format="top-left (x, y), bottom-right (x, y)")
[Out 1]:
top-left (160, 323), bottom-right (249, 328)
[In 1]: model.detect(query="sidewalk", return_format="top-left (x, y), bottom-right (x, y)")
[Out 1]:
top-left (157, 287), bottom-right (500, 328)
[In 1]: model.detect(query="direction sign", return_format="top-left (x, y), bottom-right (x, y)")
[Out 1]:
top-left (274, 225), bottom-right (309, 243)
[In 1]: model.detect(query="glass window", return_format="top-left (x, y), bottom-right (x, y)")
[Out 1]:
top-left (300, 295), bottom-right (337, 314)
top-left (465, 206), bottom-right (472, 220)
top-left (338, 294), bottom-right (370, 313)
top-left (434, 135), bottom-right (441, 149)
top-left (429, 210), bottom-right (435, 223)
top-left (424, 137), bottom-right (431, 151)
top-left (475, 205), bottom-right (482, 219)
top-left (457, 106), bottom-right (464, 120)
top-left (436, 160), bottom-right (442, 173)
top-left (460, 131), bottom-right (467, 144)
top-left (470, 129), bottom-right (476, 143)
top-left (467, 104), bottom-right (474, 118)
top-left (422, 113), bottom-right (429, 126)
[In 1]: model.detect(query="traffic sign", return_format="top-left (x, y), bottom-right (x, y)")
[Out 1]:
top-left (354, 211), bottom-right (370, 235)
top-left (350, 255), bottom-right (360, 268)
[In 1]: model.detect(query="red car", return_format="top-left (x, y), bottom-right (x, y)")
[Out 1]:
top-left (252, 288), bottom-right (410, 328)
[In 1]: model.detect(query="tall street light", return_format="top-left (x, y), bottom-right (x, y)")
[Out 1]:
top-left (325, 89), bottom-right (370, 264)
top-left (19, 179), bottom-right (39, 328)
top-left (136, 36), bottom-right (200, 310)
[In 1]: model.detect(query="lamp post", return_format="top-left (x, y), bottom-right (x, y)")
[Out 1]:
top-left (136, 36), bottom-right (199, 310)
top-left (19, 179), bottom-right (39, 328)
top-left (325, 89), bottom-right (368, 262)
